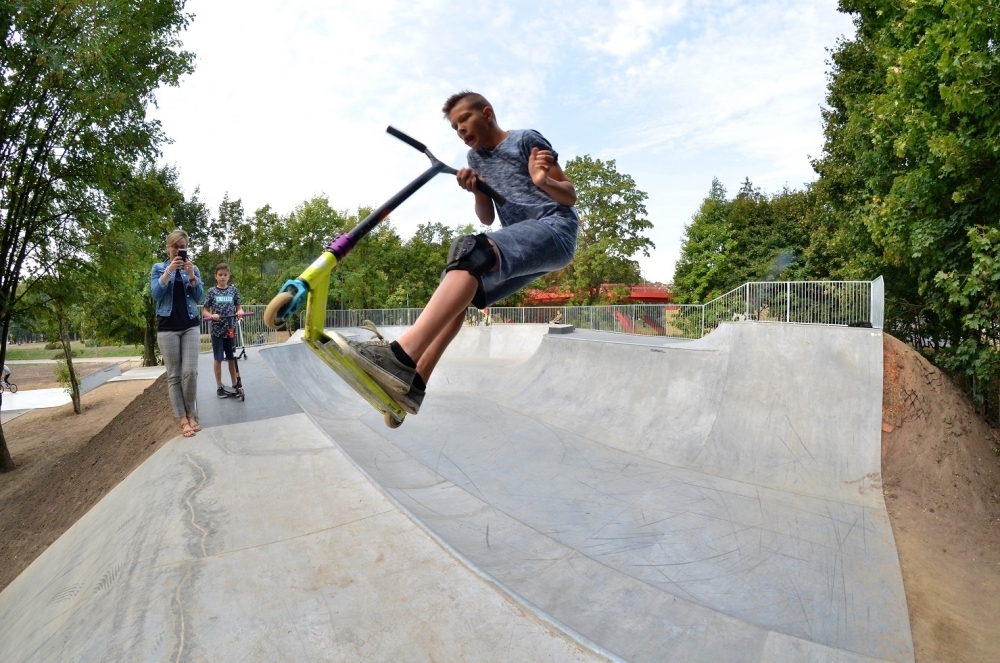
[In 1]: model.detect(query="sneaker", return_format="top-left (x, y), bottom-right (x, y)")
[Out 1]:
top-left (342, 321), bottom-right (416, 396)
top-left (396, 382), bottom-right (425, 415)
top-left (216, 386), bottom-right (229, 399)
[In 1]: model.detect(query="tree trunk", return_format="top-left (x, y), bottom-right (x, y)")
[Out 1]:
top-left (0, 425), bottom-right (14, 473)
top-left (0, 305), bottom-right (16, 471)
top-left (143, 308), bottom-right (158, 367)
top-left (59, 311), bottom-right (82, 415)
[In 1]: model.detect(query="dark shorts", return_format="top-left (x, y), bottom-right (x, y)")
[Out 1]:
top-left (476, 214), bottom-right (578, 309)
top-left (212, 335), bottom-right (236, 362)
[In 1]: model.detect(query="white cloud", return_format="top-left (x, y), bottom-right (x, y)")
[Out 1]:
top-left (151, 1), bottom-right (854, 284)
top-left (586, 0), bottom-right (687, 58)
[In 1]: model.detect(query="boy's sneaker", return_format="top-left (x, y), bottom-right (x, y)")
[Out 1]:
top-left (216, 386), bottom-right (229, 399)
top-left (396, 382), bottom-right (425, 415)
top-left (342, 322), bottom-right (416, 397)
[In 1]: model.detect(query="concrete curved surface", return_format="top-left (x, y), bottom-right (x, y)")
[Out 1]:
top-left (0, 324), bottom-right (912, 662)
top-left (260, 322), bottom-right (912, 662)
top-left (0, 410), bottom-right (607, 662)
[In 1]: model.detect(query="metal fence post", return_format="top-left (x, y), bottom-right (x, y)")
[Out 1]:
top-left (786, 281), bottom-right (791, 323)
top-left (871, 276), bottom-right (884, 329)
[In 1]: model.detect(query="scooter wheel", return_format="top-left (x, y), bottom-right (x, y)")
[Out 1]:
top-left (239, 389), bottom-right (245, 402)
top-left (264, 292), bottom-right (294, 329)
top-left (384, 411), bottom-right (403, 429)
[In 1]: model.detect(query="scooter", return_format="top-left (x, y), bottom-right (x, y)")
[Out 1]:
top-left (263, 126), bottom-right (505, 428)
top-left (215, 312), bottom-right (256, 401)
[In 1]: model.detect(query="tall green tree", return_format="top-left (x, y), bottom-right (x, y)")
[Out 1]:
top-left (0, 0), bottom-right (193, 472)
top-left (672, 179), bottom-right (817, 303)
top-left (88, 164), bottom-right (186, 366)
top-left (815, 0), bottom-right (1000, 404)
top-left (672, 179), bottom-right (734, 303)
top-left (560, 155), bottom-right (655, 304)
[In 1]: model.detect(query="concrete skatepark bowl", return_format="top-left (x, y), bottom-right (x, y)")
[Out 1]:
top-left (0, 322), bottom-right (913, 662)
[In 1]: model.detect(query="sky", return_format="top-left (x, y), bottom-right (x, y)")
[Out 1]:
top-left (151, 0), bottom-right (856, 284)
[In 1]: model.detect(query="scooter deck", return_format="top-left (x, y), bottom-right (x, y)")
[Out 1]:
top-left (303, 330), bottom-right (407, 424)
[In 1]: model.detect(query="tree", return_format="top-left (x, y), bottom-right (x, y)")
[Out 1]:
top-left (672, 179), bottom-right (733, 303)
top-left (32, 267), bottom-right (87, 414)
top-left (0, 1), bottom-right (193, 471)
top-left (815, 0), bottom-right (1000, 406)
top-left (672, 179), bottom-right (817, 303)
top-left (88, 164), bottom-right (187, 366)
top-left (560, 155), bottom-right (654, 304)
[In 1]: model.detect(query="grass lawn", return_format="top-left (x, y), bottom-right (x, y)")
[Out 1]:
top-left (5, 341), bottom-right (142, 361)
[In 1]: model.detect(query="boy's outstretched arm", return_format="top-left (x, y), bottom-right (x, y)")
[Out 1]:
top-left (456, 168), bottom-right (496, 225)
top-left (529, 148), bottom-right (576, 207)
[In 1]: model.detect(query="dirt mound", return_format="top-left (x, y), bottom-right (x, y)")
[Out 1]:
top-left (0, 376), bottom-right (176, 592)
top-left (882, 334), bottom-right (1000, 662)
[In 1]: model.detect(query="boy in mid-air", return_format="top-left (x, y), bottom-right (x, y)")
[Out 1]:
top-left (203, 263), bottom-right (244, 398)
top-left (348, 90), bottom-right (578, 414)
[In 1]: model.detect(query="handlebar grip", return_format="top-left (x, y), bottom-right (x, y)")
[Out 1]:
top-left (386, 126), bottom-right (427, 153)
top-left (476, 179), bottom-right (506, 206)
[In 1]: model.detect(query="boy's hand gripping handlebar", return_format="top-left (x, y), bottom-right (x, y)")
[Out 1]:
top-left (385, 126), bottom-right (506, 206)
top-left (266, 126), bottom-right (505, 329)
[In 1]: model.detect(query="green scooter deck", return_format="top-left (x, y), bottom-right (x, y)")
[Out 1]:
top-left (304, 330), bottom-right (406, 427)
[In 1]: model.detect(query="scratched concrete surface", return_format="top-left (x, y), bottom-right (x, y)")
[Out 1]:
top-left (0, 412), bottom-right (607, 662)
top-left (0, 322), bottom-right (913, 662)
top-left (262, 322), bottom-right (913, 663)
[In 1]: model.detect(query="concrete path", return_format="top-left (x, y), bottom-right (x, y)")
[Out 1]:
top-left (107, 366), bottom-right (165, 382)
top-left (6, 357), bottom-right (141, 364)
top-left (1, 387), bottom-right (71, 411)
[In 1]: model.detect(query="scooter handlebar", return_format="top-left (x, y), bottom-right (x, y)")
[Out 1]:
top-left (211, 312), bottom-right (256, 319)
top-left (385, 126), bottom-right (506, 206)
top-left (474, 179), bottom-right (506, 207)
top-left (386, 126), bottom-right (427, 153)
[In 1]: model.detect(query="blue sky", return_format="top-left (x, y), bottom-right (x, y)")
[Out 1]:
top-left (151, 1), bottom-right (855, 284)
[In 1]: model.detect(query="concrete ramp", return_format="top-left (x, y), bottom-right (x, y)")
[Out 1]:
top-left (261, 323), bottom-right (912, 662)
top-left (0, 413), bottom-right (606, 662)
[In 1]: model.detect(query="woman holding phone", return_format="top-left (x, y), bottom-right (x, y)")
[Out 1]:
top-left (150, 229), bottom-right (205, 437)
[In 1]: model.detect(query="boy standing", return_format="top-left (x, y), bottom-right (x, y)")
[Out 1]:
top-left (347, 91), bottom-right (578, 414)
top-left (203, 263), bottom-right (244, 398)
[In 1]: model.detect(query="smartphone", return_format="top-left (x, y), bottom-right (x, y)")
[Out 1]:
top-left (178, 249), bottom-right (187, 261)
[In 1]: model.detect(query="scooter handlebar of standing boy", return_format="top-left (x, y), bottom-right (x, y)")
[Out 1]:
top-left (211, 312), bottom-right (255, 319)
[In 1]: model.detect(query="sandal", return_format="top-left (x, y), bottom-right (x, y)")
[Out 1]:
top-left (187, 416), bottom-right (202, 432)
top-left (181, 421), bottom-right (196, 437)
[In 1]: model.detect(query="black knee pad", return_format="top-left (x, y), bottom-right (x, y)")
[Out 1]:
top-left (444, 233), bottom-right (497, 278)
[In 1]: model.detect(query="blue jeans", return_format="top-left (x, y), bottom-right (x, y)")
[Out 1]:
top-left (477, 214), bottom-right (577, 308)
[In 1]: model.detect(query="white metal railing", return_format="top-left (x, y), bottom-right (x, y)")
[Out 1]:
top-left (700, 280), bottom-right (879, 334)
top-left (321, 278), bottom-right (884, 339)
top-left (198, 304), bottom-right (287, 348)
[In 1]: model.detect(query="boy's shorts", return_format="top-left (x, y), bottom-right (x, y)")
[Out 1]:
top-left (475, 214), bottom-right (578, 309)
top-left (211, 335), bottom-right (236, 362)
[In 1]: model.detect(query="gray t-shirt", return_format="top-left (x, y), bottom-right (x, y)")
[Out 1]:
top-left (467, 129), bottom-right (577, 227)
top-left (204, 285), bottom-right (241, 338)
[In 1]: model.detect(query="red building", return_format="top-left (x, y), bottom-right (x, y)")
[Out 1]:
top-left (522, 283), bottom-right (671, 305)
